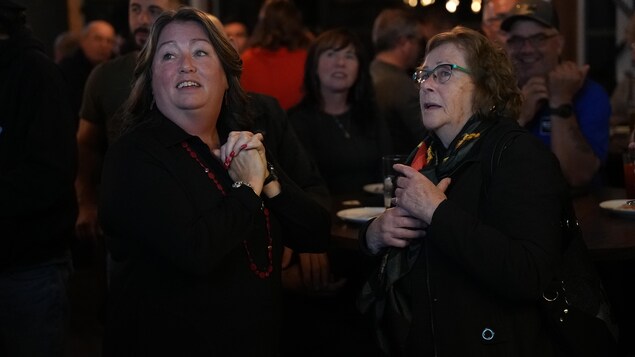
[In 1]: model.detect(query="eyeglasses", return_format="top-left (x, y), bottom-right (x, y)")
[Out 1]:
top-left (506, 33), bottom-right (558, 50)
top-left (412, 63), bottom-right (471, 85)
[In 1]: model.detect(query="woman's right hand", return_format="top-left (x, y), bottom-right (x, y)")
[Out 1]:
top-left (365, 206), bottom-right (427, 255)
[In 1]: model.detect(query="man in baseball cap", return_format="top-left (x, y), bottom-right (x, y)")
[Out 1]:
top-left (500, 0), bottom-right (559, 31)
top-left (501, 0), bottom-right (610, 190)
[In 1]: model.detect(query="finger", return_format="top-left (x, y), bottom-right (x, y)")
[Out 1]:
top-left (221, 131), bottom-right (239, 161)
top-left (317, 254), bottom-right (330, 288)
top-left (329, 277), bottom-right (347, 292)
top-left (281, 247), bottom-right (293, 269)
top-left (385, 236), bottom-right (412, 248)
top-left (253, 132), bottom-right (264, 143)
top-left (397, 214), bottom-right (429, 230)
top-left (308, 254), bottom-right (322, 290)
top-left (299, 254), bottom-right (312, 289)
top-left (580, 64), bottom-right (590, 80)
top-left (211, 148), bottom-right (221, 159)
top-left (393, 163), bottom-right (416, 177)
top-left (437, 177), bottom-right (452, 192)
top-left (228, 133), bottom-right (250, 157)
top-left (89, 224), bottom-right (101, 241)
top-left (75, 224), bottom-right (86, 241)
top-left (223, 132), bottom-right (253, 168)
top-left (311, 277), bottom-right (347, 297)
top-left (392, 225), bottom-right (427, 240)
top-left (525, 76), bottom-right (546, 87)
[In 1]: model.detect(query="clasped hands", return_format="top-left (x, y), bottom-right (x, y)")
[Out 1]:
top-left (518, 61), bottom-right (588, 126)
top-left (212, 131), bottom-right (273, 196)
top-left (366, 164), bottom-right (451, 254)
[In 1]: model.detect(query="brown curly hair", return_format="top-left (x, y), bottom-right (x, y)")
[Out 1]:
top-left (424, 26), bottom-right (521, 120)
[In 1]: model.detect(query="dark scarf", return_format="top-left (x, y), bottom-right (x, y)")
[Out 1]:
top-left (413, 115), bottom-right (492, 182)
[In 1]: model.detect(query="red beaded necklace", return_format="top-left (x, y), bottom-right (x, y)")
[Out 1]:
top-left (181, 141), bottom-right (273, 279)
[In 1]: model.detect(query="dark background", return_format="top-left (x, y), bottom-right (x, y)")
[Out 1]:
top-left (11, 0), bottom-right (621, 99)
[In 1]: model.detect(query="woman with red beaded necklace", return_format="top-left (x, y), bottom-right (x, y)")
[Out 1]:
top-left (98, 7), bottom-right (329, 356)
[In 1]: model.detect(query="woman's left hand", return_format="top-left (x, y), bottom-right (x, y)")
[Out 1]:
top-left (393, 164), bottom-right (452, 224)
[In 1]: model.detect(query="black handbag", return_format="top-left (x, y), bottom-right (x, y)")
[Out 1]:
top-left (357, 241), bottom-right (421, 356)
top-left (540, 201), bottom-right (618, 357)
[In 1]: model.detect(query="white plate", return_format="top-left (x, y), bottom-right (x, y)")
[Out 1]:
top-left (336, 207), bottom-right (385, 223)
top-left (599, 199), bottom-right (635, 218)
top-left (363, 183), bottom-right (383, 195)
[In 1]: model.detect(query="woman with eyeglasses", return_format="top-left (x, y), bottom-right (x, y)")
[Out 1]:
top-left (358, 27), bottom-right (570, 356)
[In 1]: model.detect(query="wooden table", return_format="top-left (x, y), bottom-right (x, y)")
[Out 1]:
top-left (574, 187), bottom-right (635, 261)
top-left (330, 188), bottom-right (635, 261)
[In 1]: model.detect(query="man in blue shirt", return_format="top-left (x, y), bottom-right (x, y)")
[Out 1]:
top-left (501, 0), bottom-right (610, 188)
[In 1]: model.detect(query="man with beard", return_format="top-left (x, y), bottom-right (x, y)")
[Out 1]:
top-left (501, 0), bottom-right (610, 189)
top-left (75, 0), bottom-right (182, 244)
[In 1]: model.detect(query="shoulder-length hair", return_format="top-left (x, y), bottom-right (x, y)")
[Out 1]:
top-left (425, 26), bottom-right (521, 120)
top-left (121, 7), bottom-right (249, 132)
top-left (299, 28), bottom-right (377, 132)
top-left (249, 0), bottom-right (311, 51)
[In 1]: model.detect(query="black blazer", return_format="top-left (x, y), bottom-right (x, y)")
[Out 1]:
top-left (363, 119), bottom-right (569, 356)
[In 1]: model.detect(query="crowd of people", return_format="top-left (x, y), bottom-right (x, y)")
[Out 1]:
top-left (1, 0), bottom-right (634, 356)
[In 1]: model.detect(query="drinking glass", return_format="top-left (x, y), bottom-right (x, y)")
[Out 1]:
top-left (382, 155), bottom-right (408, 207)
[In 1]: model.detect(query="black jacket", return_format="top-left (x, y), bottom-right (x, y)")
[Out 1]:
top-left (100, 108), bottom-right (330, 356)
top-left (362, 118), bottom-right (569, 356)
top-left (0, 29), bottom-right (77, 271)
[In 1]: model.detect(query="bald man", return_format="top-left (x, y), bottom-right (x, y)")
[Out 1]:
top-left (224, 21), bottom-right (249, 54)
top-left (58, 20), bottom-right (115, 117)
top-left (81, 20), bottom-right (116, 64)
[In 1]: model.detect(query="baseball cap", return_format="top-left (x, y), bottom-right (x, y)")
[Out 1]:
top-left (500, 0), bottom-right (559, 31)
top-left (0, 0), bottom-right (25, 10)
